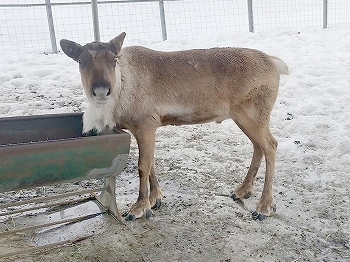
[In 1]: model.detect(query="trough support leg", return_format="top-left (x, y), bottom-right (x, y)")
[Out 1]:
top-left (95, 176), bottom-right (124, 223)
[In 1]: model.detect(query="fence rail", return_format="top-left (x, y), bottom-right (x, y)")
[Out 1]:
top-left (0, 0), bottom-right (349, 53)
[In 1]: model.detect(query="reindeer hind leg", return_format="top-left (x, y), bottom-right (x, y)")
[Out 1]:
top-left (231, 122), bottom-right (264, 201)
top-left (233, 113), bottom-right (277, 220)
top-left (232, 84), bottom-right (278, 220)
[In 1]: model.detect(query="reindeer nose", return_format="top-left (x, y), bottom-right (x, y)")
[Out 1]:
top-left (91, 81), bottom-right (111, 97)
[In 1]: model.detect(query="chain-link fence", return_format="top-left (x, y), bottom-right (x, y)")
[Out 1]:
top-left (1, 0), bottom-right (349, 53)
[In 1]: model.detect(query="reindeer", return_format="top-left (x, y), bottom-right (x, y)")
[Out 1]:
top-left (60, 32), bottom-right (288, 221)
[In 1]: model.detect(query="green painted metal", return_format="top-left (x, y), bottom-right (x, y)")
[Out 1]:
top-left (0, 113), bottom-right (130, 192)
top-left (0, 113), bottom-right (83, 145)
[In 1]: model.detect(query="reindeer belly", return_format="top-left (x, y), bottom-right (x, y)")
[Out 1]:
top-left (160, 107), bottom-right (229, 126)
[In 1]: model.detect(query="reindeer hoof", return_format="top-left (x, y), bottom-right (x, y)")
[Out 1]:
top-left (124, 213), bottom-right (136, 221)
top-left (244, 192), bottom-right (251, 199)
top-left (152, 199), bottom-right (162, 210)
top-left (122, 209), bottom-right (152, 221)
top-left (230, 192), bottom-right (251, 200)
top-left (145, 209), bottom-right (152, 218)
top-left (252, 211), bottom-right (267, 221)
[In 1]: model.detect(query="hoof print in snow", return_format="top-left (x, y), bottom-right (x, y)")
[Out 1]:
top-left (285, 112), bottom-right (294, 120)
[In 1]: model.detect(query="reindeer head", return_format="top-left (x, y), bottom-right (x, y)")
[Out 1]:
top-left (60, 32), bottom-right (126, 108)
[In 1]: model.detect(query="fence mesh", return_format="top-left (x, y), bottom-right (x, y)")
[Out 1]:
top-left (98, 2), bottom-right (163, 45)
top-left (0, 4), bottom-right (51, 52)
top-left (52, 3), bottom-right (94, 45)
top-left (164, 0), bottom-right (247, 40)
top-left (328, 0), bottom-right (350, 26)
top-left (0, 0), bottom-right (350, 53)
top-left (254, 0), bottom-right (324, 30)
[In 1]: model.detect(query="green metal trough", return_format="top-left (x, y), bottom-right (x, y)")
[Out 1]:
top-left (0, 112), bottom-right (131, 221)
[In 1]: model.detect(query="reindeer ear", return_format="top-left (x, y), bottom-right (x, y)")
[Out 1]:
top-left (60, 39), bottom-right (83, 61)
top-left (109, 32), bottom-right (126, 55)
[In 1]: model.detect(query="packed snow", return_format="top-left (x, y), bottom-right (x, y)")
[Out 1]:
top-left (0, 8), bottom-right (350, 262)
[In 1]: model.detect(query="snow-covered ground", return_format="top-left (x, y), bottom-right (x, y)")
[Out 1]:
top-left (1, 2), bottom-right (350, 260)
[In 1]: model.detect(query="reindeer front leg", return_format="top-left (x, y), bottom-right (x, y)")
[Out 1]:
top-left (149, 161), bottom-right (164, 209)
top-left (124, 127), bottom-right (156, 221)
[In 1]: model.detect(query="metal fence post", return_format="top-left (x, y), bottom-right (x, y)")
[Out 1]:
top-left (323, 0), bottom-right (328, 29)
top-left (91, 0), bottom-right (100, 42)
top-left (45, 0), bottom-right (58, 53)
top-left (247, 0), bottom-right (254, 33)
top-left (159, 0), bottom-right (167, 40)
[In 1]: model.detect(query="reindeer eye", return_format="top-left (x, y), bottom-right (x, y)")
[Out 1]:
top-left (77, 59), bottom-right (83, 64)
top-left (113, 57), bottom-right (118, 66)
